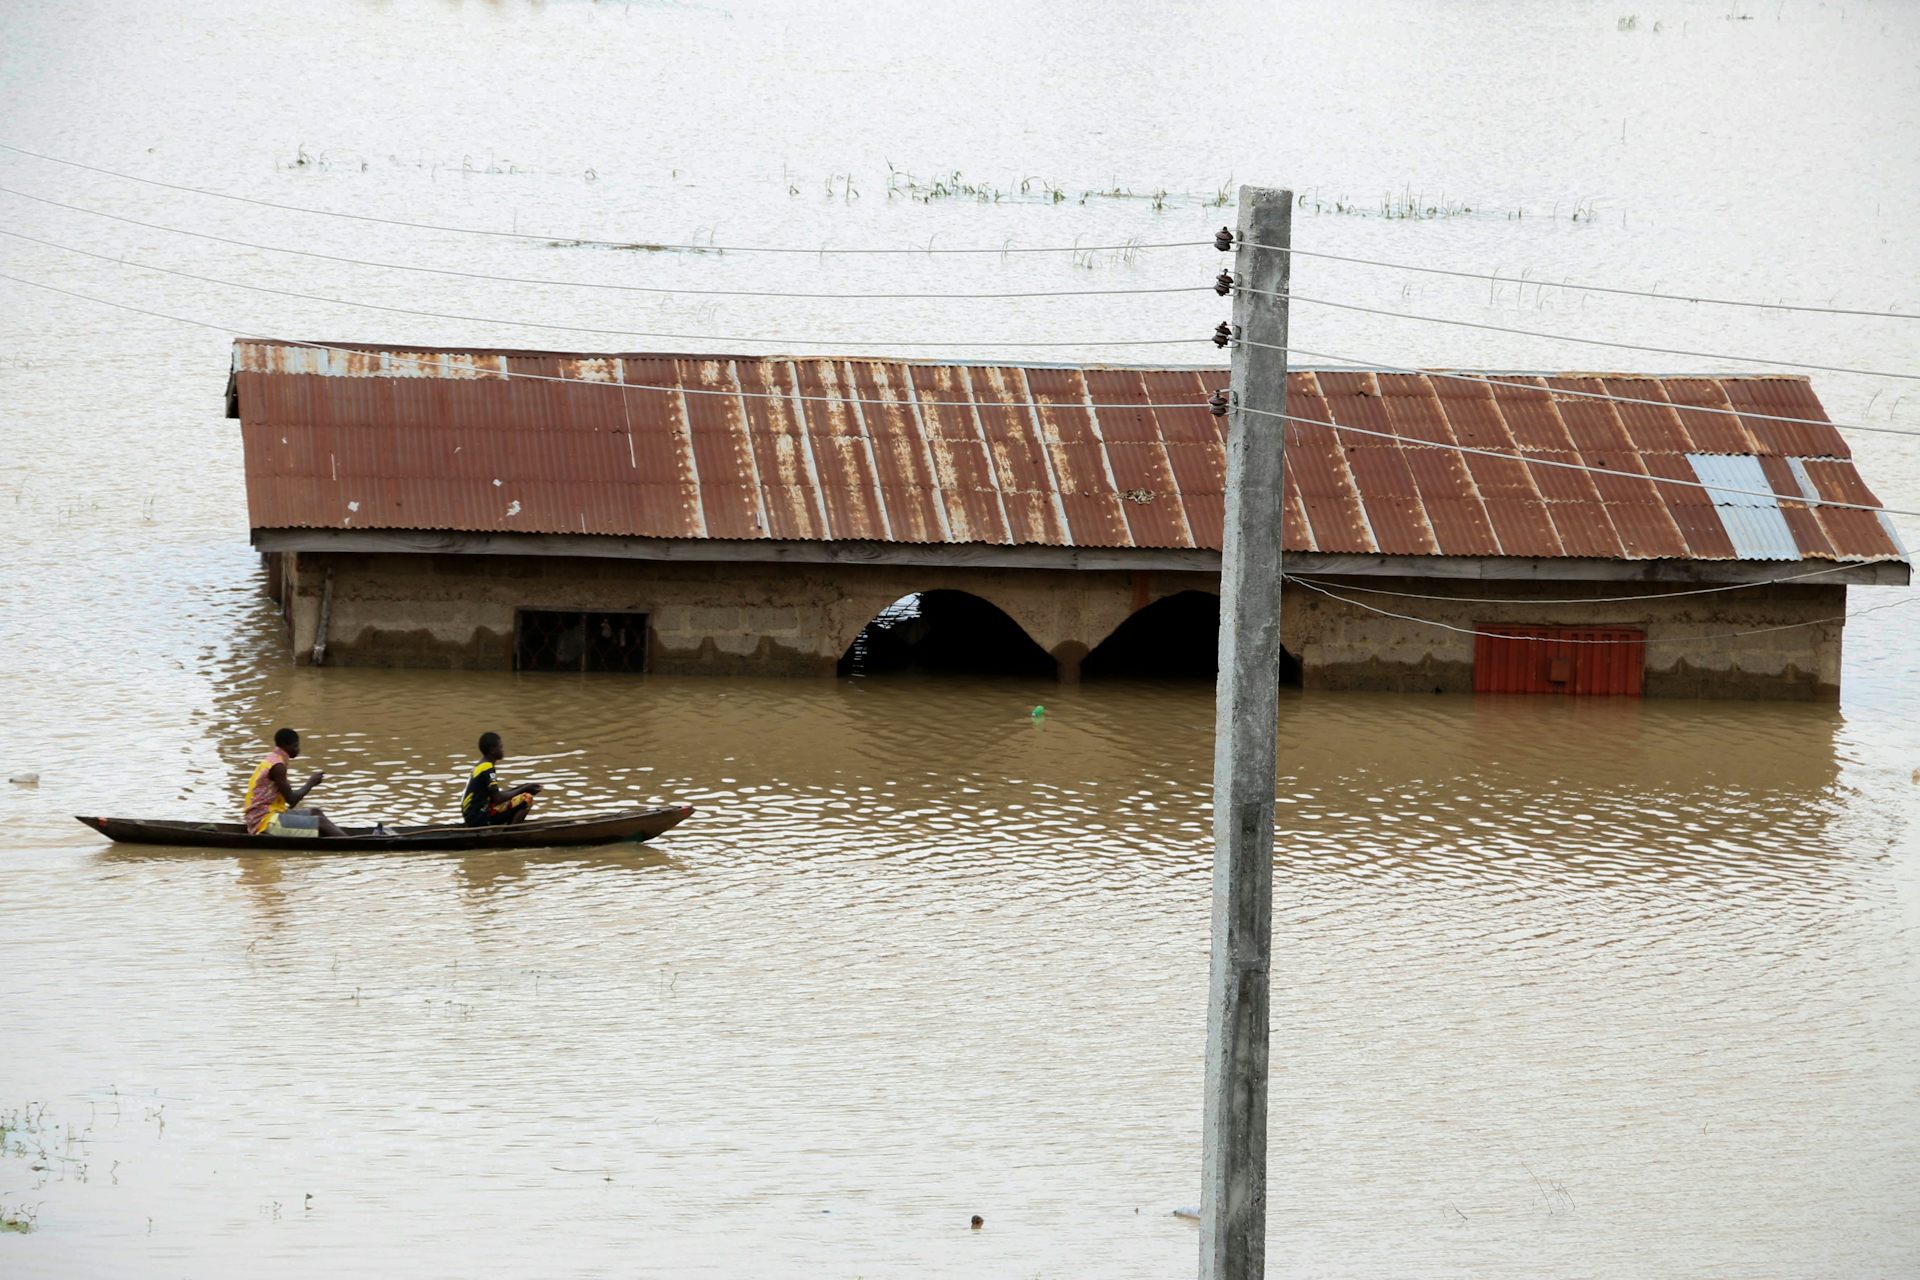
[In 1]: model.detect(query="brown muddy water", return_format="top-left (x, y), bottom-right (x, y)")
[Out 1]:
top-left (4, 1), bottom-right (1920, 1276)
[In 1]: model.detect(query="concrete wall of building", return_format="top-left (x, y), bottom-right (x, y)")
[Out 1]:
top-left (277, 552), bottom-right (1848, 699)
top-left (279, 551), bottom-right (1216, 680)
top-left (1289, 576), bottom-right (1846, 699)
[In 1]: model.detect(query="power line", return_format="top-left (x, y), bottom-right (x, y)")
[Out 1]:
top-left (0, 227), bottom-right (1210, 351)
top-left (0, 269), bottom-right (1217, 412)
top-left (2, 265), bottom-right (1916, 522)
top-left (1285, 575), bottom-right (1919, 645)
top-left (1232, 400), bottom-right (1920, 517)
top-left (1239, 286), bottom-right (1920, 382)
top-left (13, 140), bottom-right (1910, 320)
top-left (0, 183), bottom-right (1214, 301)
top-left (1289, 559), bottom-right (1905, 605)
top-left (1233, 238), bottom-right (1920, 321)
top-left (1276, 341), bottom-right (1920, 443)
top-left (12, 137), bottom-right (1909, 318)
top-left (17, 179), bottom-right (1907, 440)
top-left (0, 140), bottom-right (1207, 256)
top-left (8, 172), bottom-right (1912, 441)
top-left (22, 185), bottom-right (1917, 446)
top-left (9, 191), bottom-right (1909, 441)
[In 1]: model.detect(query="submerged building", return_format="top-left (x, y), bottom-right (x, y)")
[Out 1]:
top-left (231, 339), bottom-right (1909, 699)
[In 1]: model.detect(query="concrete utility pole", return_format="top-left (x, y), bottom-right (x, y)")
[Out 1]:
top-left (1200, 185), bottom-right (1291, 1280)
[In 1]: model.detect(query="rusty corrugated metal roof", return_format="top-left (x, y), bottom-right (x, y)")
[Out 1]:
top-left (230, 340), bottom-right (1908, 564)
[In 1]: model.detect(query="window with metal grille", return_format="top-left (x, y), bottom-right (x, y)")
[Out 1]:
top-left (1473, 626), bottom-right (1644, 696)
top-left (515, 610), bottom-right (649, 673)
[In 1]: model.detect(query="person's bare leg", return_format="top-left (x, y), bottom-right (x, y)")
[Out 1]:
top-left (311, 808), bottom-right (347, 838)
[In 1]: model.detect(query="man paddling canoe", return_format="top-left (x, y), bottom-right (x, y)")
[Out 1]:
top-left (461, 732), bottom-right (544, 826)
top-left (243, 728), bottom-right (346, 838)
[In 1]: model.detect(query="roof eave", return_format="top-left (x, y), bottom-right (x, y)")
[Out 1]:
top-left (248, 528), bottom-right (1912, 585)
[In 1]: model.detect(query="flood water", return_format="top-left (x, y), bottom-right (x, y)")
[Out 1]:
top-left (3, 1), bottom-right (1919, 1275)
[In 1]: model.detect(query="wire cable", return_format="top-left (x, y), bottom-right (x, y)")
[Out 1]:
top-left (0, 269), bottom-right (1221, 412)
top-left (9, 174), bottom-right (1912, 435)
top-left (0, 227), bottom-right (1210, 351)
top-left (1275, 341), bottom-right (1920, 443)
top-left (1288, 559), bottom-right (1905, 605)
top-left (0, 141), bottom-right (1206, 256)
top-left (27, 180), bottom-right (1918, 444)
top-left (1241, 286), bottom-right (1920, 382)
top-left (10, 140), bottom-right (1909, 316)
top-left (2, 265), bottom-right (1916, 521)
top-left (9, 195), bottom-right (1908, 440)
top-left (1285, 575), bottom-right (1919, 645)
top-left (1235, 238), bottom-right (1920, 321)
top-left (0, 183), bottom-right (1215, 301)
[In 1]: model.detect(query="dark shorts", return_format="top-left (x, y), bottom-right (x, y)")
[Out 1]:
top-left (465, 793), bottom-right (533, 826)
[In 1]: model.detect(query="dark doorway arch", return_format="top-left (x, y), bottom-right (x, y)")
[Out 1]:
top-left (1083, 590), bottom-right (1220, 680)
top-left (839, 591), bottom-right (1057, 678)
top-left (1082, 590), bottom-right (1302, 684)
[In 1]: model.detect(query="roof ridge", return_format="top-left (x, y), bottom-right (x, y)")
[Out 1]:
top-left (228, 339), bottom-right (1814, 382)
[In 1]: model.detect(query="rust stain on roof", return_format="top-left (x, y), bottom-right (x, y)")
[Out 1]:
top-left (231, 340), bottom-right (1906, 565)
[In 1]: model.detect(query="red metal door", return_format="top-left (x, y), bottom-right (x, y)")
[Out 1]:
top-left (1473, 626), bottom-right (1645, 696)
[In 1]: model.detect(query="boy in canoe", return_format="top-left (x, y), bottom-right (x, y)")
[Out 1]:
top-left (461, 732), bottom-right (544, 826)
top-left (243, 728), bottom-right (346, 838)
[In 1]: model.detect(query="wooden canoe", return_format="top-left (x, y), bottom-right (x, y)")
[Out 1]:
top-left (74, 805), bottom-right (694, 852)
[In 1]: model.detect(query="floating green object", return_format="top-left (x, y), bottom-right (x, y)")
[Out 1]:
top-left (1030, 705), bottom-right (1046, 719)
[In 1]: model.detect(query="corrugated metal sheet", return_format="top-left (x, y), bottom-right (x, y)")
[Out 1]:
top-left (1686, 454), bottom-right (1803, 560)
top-left (231, 340), bottom-right (1906, 565)
top-left (1474, 627), bottom-right (1645, 697)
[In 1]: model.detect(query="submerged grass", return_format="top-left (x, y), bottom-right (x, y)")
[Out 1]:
top-left (1296, 185), bottom-right (1606, 223)
top-left (868, 164), bottom-right (1235, 212)
top-left (775, 169), bottom-right (1612, 224)
top-left (282, 144), bottom-right (593, 182)
top-left (3, 1098), bottom-right (101, 1223)
top-left (542, 229), bottom-right (721, 254)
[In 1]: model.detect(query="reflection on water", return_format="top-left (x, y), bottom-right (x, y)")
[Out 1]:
top-left (3, 0), bottom-right (1919, 1273)
top-left (8, 578), bottom-right (1915, 1276)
